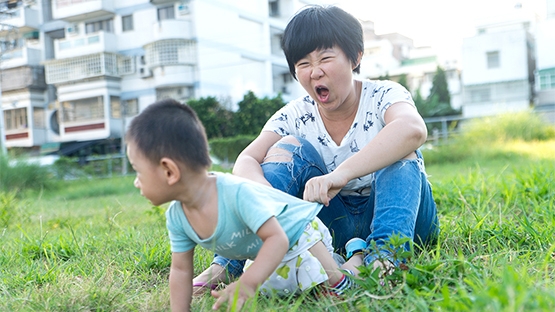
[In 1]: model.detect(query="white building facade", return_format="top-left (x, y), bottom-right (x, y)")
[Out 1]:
top-left (535, 0), bottom-right (555, 109)
top-left (460, 5), bottom-right (539, 118)
top-left (0, 0), bottom-right (319, 153)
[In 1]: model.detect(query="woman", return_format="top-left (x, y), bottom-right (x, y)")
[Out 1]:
top-left (193, 4), bottom-right (439, 294)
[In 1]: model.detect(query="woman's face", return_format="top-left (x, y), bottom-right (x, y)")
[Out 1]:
top-left (294, 46), bottom-right (359, 112)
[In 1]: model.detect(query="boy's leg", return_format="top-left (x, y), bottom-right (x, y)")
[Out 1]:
top-left (192, 256), bottom-right (245, 296)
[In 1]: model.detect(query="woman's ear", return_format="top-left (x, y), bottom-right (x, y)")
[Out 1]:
top-left (160, 157), bottom-right (181, 185)
top-left (353, 51), bottom-right (363, 70)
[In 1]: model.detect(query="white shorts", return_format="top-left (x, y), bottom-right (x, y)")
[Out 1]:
top-left (244, 217), bottom-right (334, 296)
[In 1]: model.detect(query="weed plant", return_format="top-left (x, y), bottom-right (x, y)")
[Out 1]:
top-left (1, 113), bottom-right (554, 311)
top-left (0, 155), bottom-right (52, 193)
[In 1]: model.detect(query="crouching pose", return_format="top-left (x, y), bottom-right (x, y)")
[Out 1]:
top-left (126, 99), bottom-right (361, 311)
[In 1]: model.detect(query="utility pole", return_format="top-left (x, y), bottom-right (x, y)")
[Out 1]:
top-left (120, 100), bottom-right (127, 175)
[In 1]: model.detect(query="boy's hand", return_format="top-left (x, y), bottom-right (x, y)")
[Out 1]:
top-left (211, 281), bottom-right (255, 311)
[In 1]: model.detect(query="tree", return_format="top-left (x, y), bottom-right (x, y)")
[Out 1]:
top-left (187, 96), bottom-right (235, 139)
top-left (428, 66), bottom-right (450, 105)
top-left (397, 73), bottom-right (410, 92)
top-left (234, 91), bottom-right (285, 135)
top-left (415, 66), bottom-right (460, 118)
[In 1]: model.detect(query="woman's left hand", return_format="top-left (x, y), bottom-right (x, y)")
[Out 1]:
top-left (303, 172), bottom-right (349, 206)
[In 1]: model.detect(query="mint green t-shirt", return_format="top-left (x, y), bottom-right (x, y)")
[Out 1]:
top-left (165, 172), bottom-right (323, 260)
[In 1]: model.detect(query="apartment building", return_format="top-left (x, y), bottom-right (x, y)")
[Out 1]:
top-left (0, 0), bottom-right (320, 154)
top-left (358, 21), bottom-right (463, 112)
top-left (460, 4), bottom-right (540, 118)
top-left (535, 0), bottom-right (555, 109)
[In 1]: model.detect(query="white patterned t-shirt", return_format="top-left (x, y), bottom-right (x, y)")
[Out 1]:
top-left (262, 79), bottom-right (414, 193)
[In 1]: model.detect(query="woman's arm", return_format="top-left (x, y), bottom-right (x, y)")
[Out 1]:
top-left (232, 131), bottom-right (282, 186)
top-left (169, 250), bottom-right (195, 312)
top-left (303, 101), bottom-right (427, 205)
top-left (211, 217), bottom-right (289, 310)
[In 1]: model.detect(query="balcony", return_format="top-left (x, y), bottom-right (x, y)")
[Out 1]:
top-left (44, 52), bottom-right (134, 85)
top-left (52, 0), bottom-right (115, 22)
top-left (150, 0), bottom-right (177, 4)
top-left (144, 39), bottom-right (196, 69)
top-left (0, 6), bottom-right (40, 35)
top-left (152, 19), bottom-right (193, 41)
top-left (55, 31), bottom-right (117, 59)
top-left (0, 66), bottom-right (46, 92)
top-left (0, 47), bottom-right (42, 69)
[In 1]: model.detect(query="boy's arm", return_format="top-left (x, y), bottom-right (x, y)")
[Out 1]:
top-left (169, 249), bottom-right (194, 312)
top-left (212, 217), bottom-right (289, 310)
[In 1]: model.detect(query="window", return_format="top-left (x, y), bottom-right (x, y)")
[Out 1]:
top-left (62, 96), bottom-right (104, 122)
top-left (158, 5), bottom-right (175, 21)
top-left (156, 86), bottom-right (193, 102)
top-left (4, 107), bottom-right (28, 130)
top-left (85, 19), bottom-right (114, 34)
top-left (111, 98), bottom-right (139, 118)
top-left (470, 88), bottom-right (491, 103)
top-left (122, 15), bottom-right (133, 32)
top-left (538, 68), bottom-right (555, 90)
top-left (487, 51), bottom-right (499, 69)
top-left (269, 0), bottom-right (279, 17)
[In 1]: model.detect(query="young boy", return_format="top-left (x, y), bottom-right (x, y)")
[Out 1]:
top-left (126, 99), bottom-right (362, 311)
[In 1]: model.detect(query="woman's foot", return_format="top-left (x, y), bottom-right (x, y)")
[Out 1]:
top-left (192, 263), bottom-right (228, 297)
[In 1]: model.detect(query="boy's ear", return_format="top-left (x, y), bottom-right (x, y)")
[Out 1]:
top-left (160, 157), bottom-right (181, 185)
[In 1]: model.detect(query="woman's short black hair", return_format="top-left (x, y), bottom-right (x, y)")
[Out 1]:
top-left (126, 98), bottom-right (211, 171)
top-left (281, 5), bottom-right (364, 79)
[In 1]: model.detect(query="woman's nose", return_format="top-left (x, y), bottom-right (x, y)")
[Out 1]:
top-left (310, 66), bottom-right (324, 79)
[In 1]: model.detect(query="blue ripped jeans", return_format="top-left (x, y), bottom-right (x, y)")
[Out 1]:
top-left (212, 136), bottom-right (440, 277)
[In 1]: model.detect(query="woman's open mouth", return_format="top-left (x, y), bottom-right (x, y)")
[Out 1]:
top-left (315, 86), bottom-right (330, 102)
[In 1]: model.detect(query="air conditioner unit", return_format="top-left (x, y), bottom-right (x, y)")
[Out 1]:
top-left (66, 24), bottom-right (79, 36)
top-left (178, 3), bottom-right (190, 15)
top-left (139, 67), bottom-right (152, 78)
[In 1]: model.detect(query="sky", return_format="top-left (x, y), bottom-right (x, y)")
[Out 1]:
top-left (333, 0), bottom-right (548, 60)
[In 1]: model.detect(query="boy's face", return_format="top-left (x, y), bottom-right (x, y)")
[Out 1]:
top-left (127, 142), bottom-right (169, 206)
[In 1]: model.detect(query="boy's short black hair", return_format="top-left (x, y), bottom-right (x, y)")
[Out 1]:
top-left (126, 98), bottom-right (211, 170)
top-left (281, 5), bottom-right (364, 79)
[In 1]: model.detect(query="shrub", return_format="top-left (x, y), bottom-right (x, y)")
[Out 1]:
top-left (0, 155), bottom-right (52, 193)
top-left (460, 111), bottom-right (555, 142)
top-left (209, 135), bottom-right (256, 164)
top-left (423, 111), bottom-right (555, 165)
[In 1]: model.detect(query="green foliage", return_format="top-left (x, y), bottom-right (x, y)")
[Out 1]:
top-left (209, 135), bottom-right (256, 163)
top-left (429, 66), bottom-right (450, 105)
top-left (423, 111), bottom-right (555, 165)
top-left (377, 73), bottom-right (390, 80)
top-left (0, 155), bottom-right (52, 193)
top-left (415, 66), bottom-right (460, 118)
top-left (461, 111), bottom-right (555, 142)
top-left (0, 191), bottom-right (21, 229)
top-left (235, 91), bottom-right (285, 135)
top-left (396, 74), bottom-right (410, 92)
top-left (187, 96), bottom-right (235, 139)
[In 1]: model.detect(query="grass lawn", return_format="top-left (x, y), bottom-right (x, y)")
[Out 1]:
top-left (1, 137), bottom-right (554, 311)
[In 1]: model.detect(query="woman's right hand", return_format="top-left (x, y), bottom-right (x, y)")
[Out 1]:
top-left (303, 171), bottom-right (349, 206)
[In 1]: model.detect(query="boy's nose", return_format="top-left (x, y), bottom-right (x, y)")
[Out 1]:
top-left (134, 177), bottom-right (140, 188)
